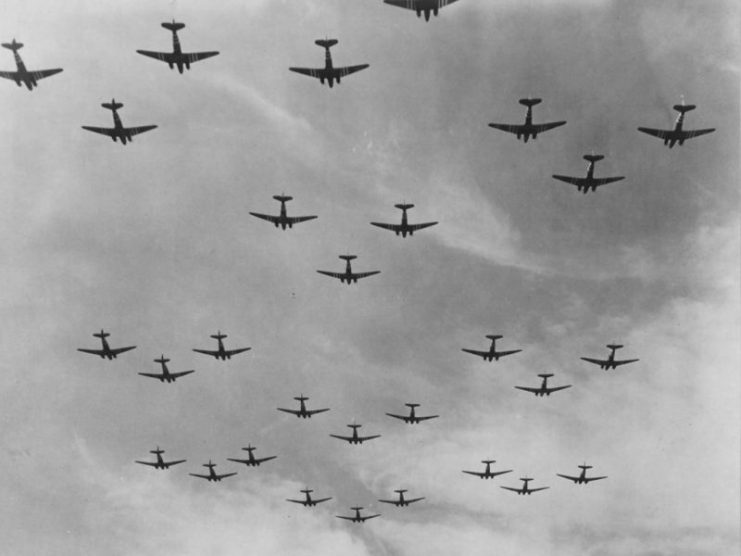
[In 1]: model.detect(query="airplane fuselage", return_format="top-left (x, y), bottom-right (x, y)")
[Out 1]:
top-left (108, 109), bottom-right (133, 144)
top-left (10, 52), bottom-right (36, 90)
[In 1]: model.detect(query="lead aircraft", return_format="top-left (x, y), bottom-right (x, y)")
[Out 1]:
top-left (378, 489), bottom-right (424, 507)
top-left (0, 39), bottom-right (62, 90)
top-left (383, 0), bottom-right (460, 21)
top-left (290, 39), bottom-right (368, 88)
top-left (515, 374), bottom-right (571, 397)
top-left (227, 445), bottom-right (277, 467)
top-left (249, 195), bottom-right (317, 230)
top-left (462, 459), bottom-right (513, 479)
top-left (371, 204), bottom-right (438, 238)
top-left (488, 98), bottom-right (566, 142)
top-left (557, 464), bottom-right (607, 485)
top-left (277, 395), bottom-right (330, 419)
top-left (135, 447), bottom-right (186, 470)
top-left (330, 424), bottom-right (381, 445)
top-left (501, 477), bottom-right (549, 495)
top-left (138, 355), bottom-right (195, 383)
top-left (386, 403), bottom-right (439, 424)
top-left (193, 331), bottom-right (251, 360)
top-left (317, 255), bottom-right (380, 284)
top-left (552, 154), bottom-right (624, 193)
top-left (336, 507), bottom-right (380, 523)
top-left (77, 330), bottom-right (136, 360)
top-left (286, 489), bottom-right (332, 507)
top-left (638, 102), bottom-right (715, 148)
top-left (137, 20), bottom-right (219, 73)
top-left (81, 99), bottom-right (157, 145)
top-left (462, 334), bottom-right (522, 362)
top-left (189, 461), bottom-right (237, 482)
top-left (581, 344), bottom-right (639, 370)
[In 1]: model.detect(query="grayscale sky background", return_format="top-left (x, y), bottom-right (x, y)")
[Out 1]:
top-left (1, 1), bottom-right (739, 554)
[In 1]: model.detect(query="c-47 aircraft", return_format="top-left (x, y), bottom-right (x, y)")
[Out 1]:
top-left (462, 334), bottom-right (522, 362)
top-left (138, 355), bottom-right (195, 383)
top-left (77, 330), bottom-right (136, 360)
top-left (488, 98), bottom-right (566, 142)
top-left (249, 195), bottom-right (317, 230)
top-left (317, 255), bottom-right (380, 284)
top-left (557, 464), bottom-right (607, 485)
top-left (638, 102), bottom-right (715, 148)
top-left (227, 445), bottom-right (277, 467)
top-left (386, 403), bottom-right (438, 424)
top-left (137, 20), bottom-right (219, 74)
top-left (371, 204), bottom-right (438, 238)
top-left (193, 331), bottom-right (251, 360)
top-left (0, 39), bottom-right (62, 90)
top-left (81, 99), bottom-right (157, 145)
top-left (135, 447), bottom-right (186, 470)
top-left (277, 395), bottom-right (330, 419)
top-left (552, 154), bottom-right (624, 194)
top-left (515, 374), bottom-right (571, 397)
top-left (336, 506), bottom-right (380, 523)
top-left (189, 461), bottom-right (237, 482)
top-left (330, 424), bottom-right (381, 445)
top-left (289, 39), bottom-right (368, 88)
top-left (287, 488), bottom-right (332, 507)
top-left (378, 489), bottom-right (424, 507)
top-left (462, 459), bottom-right (512, 479)
top-left (581, 344), bottom-right (639, 370)
top-left (383, 0), bottom-right (460, 21)
top-left (501, 477), bottom-right (549, 495)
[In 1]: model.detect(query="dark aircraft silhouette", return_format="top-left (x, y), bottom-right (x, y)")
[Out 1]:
top-left (462, 335), bottom-right (522, 362)
top-left (462, 459), bottom-right (512, 479)
top-left (638, 102), bottom-right (715, 148)
top-left (81, 99), bottom-right (157, 145)
top-left (317, 255), bottom-right (380, 284)
top-left (515, 374), bottom-right (571, 397)
top-left (289, 39), bottom-right (368, 88)
top-left (371, 204), bottom-right (438, 238)
top-left (378, 489), bottom-right (424, 507)
top-left (581, 344), bottom-right (639, 370)
top-left (557, 464), bottom-right (607, 485)
top-left (138, 355), bottom-right (195, 383)
top-left (0, 39), bottom-right (62, 90)
top-left (488, 98), bottom-right (566, 142)
top-left (189, 461), bottom-right (237, 482)
top-left (386, 403), bottom-right (439, 424)
top-left (383, 0), bottom-right (460, 21)
top-left (336, 507), bottom-right (380, 523)
top-left (552, 154), bottom-right (625, 193)
top-left (137, 20), bottom-right (219, 74)
top-left (249, 195), bottom-right (317, 230)
top-left (135, 447), bottom-right (186, 470)
top-left (277, 395), bottom-right (330, 419)
top-left (227, 445), bottom-right (277, 467)
top-left (330, 424), bottom-right (381, 445)
top-left (77, 330), bottom-right (136, 360)
top-left (286, 488), bottom-right (332, 507)
top-left (501, 477), bottom-right (549, 495)
top-left (192, 331), bottom-right (251, 360)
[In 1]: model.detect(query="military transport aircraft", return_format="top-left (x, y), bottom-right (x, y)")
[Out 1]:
top-left (250, 195), bottom-right (317, 230)
top-left (81, 99), bottom-right (157, 145)
top-left (317, 255), bottom-right (380, 284)
top-left (378, 489), bottom-right (425, 507)
top-left (227, 445), bottom-right (277, 467)
top-left (552, 154), bottom-right (624, 193)
top-left (77, 330), bottom-right (136, 360)
top-left (501, 477), bottom-right (549, 495)
top-left (557, 464), bottom-right (607, 485)
top-left (289, 39), bottom-right (368, 88)
top-left (462, 335), bottom-right (522, 362)
top-left (137, 20), bottom-right (219, 74)
top-left (138, 355), bottom-right (195, 383)
top-left (581, 344), bottom-right (639, 370)
top-left (0, 39), bottom-right (62, 90)
top-left (371, 204), bottom-right (438, 238)
top-left (638, 102), bottom-right (715, 148)
top-left (286, 489), bottom-right (332, 507)
top-left (330, 424), bottom-right (381, 445)
top-left (189, 461), bottom-right (237, 482)
top-left (277, 395), bottom-right (330, 419)
top-left (462, 460), bottom-right (513, 479)
top-left (386, 403), bottom-right (439, 424)
top-left (488, 98), bottom-right (566, 142)
top-left (515, 374), bottom-right (571, 397)
top-left (135, 447), bottom-right (186, 470)
top-left (336, 507), bottom-right (381, 523)
top-left (192, 331), bottom-right (251, 360)
top-left (383, 0), bottom-right (460, 21)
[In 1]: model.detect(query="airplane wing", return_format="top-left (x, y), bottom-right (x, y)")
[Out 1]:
top-left (0, 71), bottom-right (19, 81)
top-left (193, 349), bottom-right (220, 357)
top-left (306, 408), bottom-right (330, 416)
top-left (532, 121), bottom-right (567, 133)
top-left (185, 51), bottom-right (219, 64)
top-left (277, 408), bottom-right (301, 416)
top-left (385, 413), bottom-right (408, 422)
top-left (582, 476), bottom-right (607, 483)
top-left (683, 128), bottom-right (715, 139)
top-left (487, 469), bottom-right (512, 478)
top-left (500, 486), bottom-right (524, 493)
top-left (462, 470), bottom-right (486, 478)
top-left (408, 222), bottom-right (438, 232)
top-left (552, 175), bottom-right (586, 187)
top-left (613, 358), bottom-right (639, 367)
top-left (370, 222), bottom-right (401, 232)
top-left (169, 370), bottom-right (195, 379)
top-left (317, 270), bottom-right (346, 280)
top-left (215, 472), bottom-right (237, 480)
top-left (289, 67), bottom-right (325, 80)
top-left (77, 348), bottom-right (104, 356)
top-left (135, 460), bottom-right (159, 467)
top-left (163, 459), bottom-right (186, 467)
top-left (545, 385), bottom-right (571, 394)
top-left (223, 347), bottom-right (252, 357)
top-left (378, 499), bottom-right (398, 505)
top-left (496, 349), bottom-right (522, 358)
top-left (329, 434), bottom-right (354, 442)
top-left (254, 455), bottom-right (277, 464)
top-left (514, 386), bottom-right (541, 394)
top-left (556, 474), bottom-right (579, 482)
top-left (337, 64), bottom-right (369, 78)
top-left (416, 415), bottom-right (439, 421)
top-left (249, 212), bottom-right (281, 224)
top-left (591, 176), bottom-right (625, 187)
top-left (528, 487), bottom-right (550, 492)
top-left (336, 515), bottom-right (356, 521)
top-left (312, 497), bottom-right (332, 504)
top-left (405, 497), bottom-right (425, 504)
top-left (360, 514), bottom-right (380, 521)
top-left (109, 346), bottom-right (136, 356)
top-left (580, 357), bottom-right (607, 366)
top-left (350, 271), bottom-right (381, 280)
top-left (189, 473), bottom-right (212, 480)
top-left (637, 127), bottom-right (671, 140)
top-left (357, 434), bottom-right (381, 442)
top-left (461, 348), bottom-right (490, 359)
top-left (124, 125), bottom-right (158, 137)
top-left (137, 373), bottom-right (165, 380)
top-left (488, 123), bottom-right (524, 135)
top-left (286, 215), bottom-right (318, 225)
top-left (81, 126), bottom-right (117, 137)
top-left (31, 68), bottom-right (63, 80)
top-left (286, 498), bottom-right (307, 505)
top-left (136, 50), bottom-right (170, 62)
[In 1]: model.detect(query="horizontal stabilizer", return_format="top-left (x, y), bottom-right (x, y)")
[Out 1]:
top-left (351, 506), bottom-right (363, 511)
top-left (162, 21), bottom-right (186, 32)
top-left (395, 203), bottom-right (414, 211)
top-left (154, 356), bottom-right (170, 363)
top-left (606, 344), bottom-right (623, 350)
top-left (93, 330), bottom-right (110, 338)
top-left (673, 104), bottom-right (696, 113)
top-left (315, 39), bottom-right (338, 49)
top-left (102, 100), bottom-right (123, 111)
top-left (405, 403), bottom-right (420, 408)
top-left (538, 373), bottom-right (554, 378)
top-left (339, 254), bottom-right (357, 261)
top-left (211, 333), bottom-right (227, 339)
top-left (519, 98), bottom-right (542, 107)
top-left (583, 154), bottom-right (604, 162)
top-left (273, 195), bottom-right (293, 203)
top-left (2, 40), bottom-right (23, 51)
top-left (485, 334), bottom-right (503, 340)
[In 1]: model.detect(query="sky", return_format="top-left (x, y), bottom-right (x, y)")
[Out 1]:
top-left (0, 0), bottom-right (739, 554)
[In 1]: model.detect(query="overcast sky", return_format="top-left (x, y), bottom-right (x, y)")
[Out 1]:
top-left (1, 1), bottom-right (739, 555)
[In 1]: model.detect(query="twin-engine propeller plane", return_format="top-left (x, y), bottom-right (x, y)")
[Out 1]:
top-left (488, 98), bottom-right (566, 142)
top-left (383, 0), bottom-right (460, 21)
top-left (227, 445), bottom-right (277, 467)
top-left (462, 460), bottom-right (513, 479)
top-left (330, 423), bottom-right (381, 445)
top-left (189, 461), bottom-right (237, 482)
top-left (462, 335), bottom-right (522, 362)
top-left (336, 506), bottom-right (381, 523)
top-left (581, 344), bottom-right (639, 370)
top-left (552, 154), bottom-right (625, 193)
top-left (317, 255), bottom-right (380, 284)
top-left (501, 477), bottom-right (549, 495)
top-left (638, 102), bottom-right (715, 148)
top-left (249, 195), bottom-right (317, 230)
top-left (378, 489), bottom-right (425, 507)
top-left (286, 489), bottom-right (332, 507)
top-left (0, 39), bottom-right (62, 90)
top-left (290, 39), bottom-right (368, 88)
top-left (277, 395), bottom-right (330, 419)
top-left (193, 331), bottom-right (251, 360)
top-left (557, 464), bottom-right (607, 485)
top-left (137, 20), bottom-right (219, 73)
top-left (81, 99), bottom-right (157, 145)
top-left (386, 403), bottom-right (439, 424)
top-left (78, 330), bottom-right (136, 360)
top-left (371, 204), bottom-right (438, 238)
top-left (135, 447), bottom-right (186, 470)
top-left (138, 355), bottom-right (195, 383)
top-left (515, 374), bottom-right (571, 397)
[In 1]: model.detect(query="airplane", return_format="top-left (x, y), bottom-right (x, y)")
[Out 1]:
top-left (378, 489), bottom-right (424, 507)
top-left (77, 330), bottom-right (136, 360)
top-left (336, 506), bottom-right (381, 523)
top-left (189, 461), bottom-right (237, 482)
top-left (249, 195), bottom-right (317, 230)
top-left (135, 447), bottom-right (186, 470)
top-left (136, 20), bottom-right (219, 74)
top-left (81, 99), bottom-right (157, 145)
top-left (552, 154), bottom-right (625, 194)
top-left (462, 335), bottom-right (522, 362)
top-left (556, 464), bottom-right (607, 485)
top-left (317, 255), bottom-right (380, 284)
top-left (330, 423), bottom-right (381, 445)
top-left (462, 459), bottom-right (512, 479)
top-left (277, 395), bottom-right (330, 419)
top-left (383, 0), bottom-right (460, 21)
top-left (370, 204), bottom-right (438, 238)
top-left (500, 477), bottom-right (549, 495)
top-left (488, 98), bottom-right (566, 142)
top-left (192, 331), bottom-right (251, 360)
top-left (138, 355), bottom-right (195, 383)
top-left (286, 488), bottom-right (332, 507)
top-left (386, 403), bottom-right (439, 424)
top-left (514, 374), bottom-right (572, 397)
top-left (226, 445), bottom-right (277, 467)
top-left (581, 344), bottom-right (639, 370)
top-left (638, 102), bottom-right (715, 148)
top-left (289, 39), bottom-right (368, 88)
top-left (0, 39), bottom-right (62, 90)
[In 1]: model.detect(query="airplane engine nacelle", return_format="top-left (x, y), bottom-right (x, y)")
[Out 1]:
top-left (337, 76), bottom-right (341, 84)
top-left (186, 62), bottom-right (190, 70)
top-left (168, 63), bottom-right (173, 69)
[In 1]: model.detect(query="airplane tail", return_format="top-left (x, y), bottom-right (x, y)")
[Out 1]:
top-left (301, 488), bottom-right (313, 493)
top-left (93, 330), bottom-right (110, 339)
top-left (351, 506), bottom-right (363, 511)
top-left (102, 99), bottom-right (124, 111)
top-left (481, 459), bottom-right (496, 464)
top-left (339, 255), bottom-right (357, 261)
top-left (405, 403), bottom-right (420, 408)
top-left (537, 373), bottom-right (554, 378)
top-left (1, 39), bottom-right (23, 51)
top-left (211, 332), bottom-right (227, 340)
top-left (348, 423), bottom-right (361, 428)
top-left (294, 395), bottom-right (309, 401)
top-left (519, 98), bottom-right (542, 107)
top-left (150, 447), bottom-right (164, 454)
top-left (162, 21), bottom-right (186, 32)
top-left (583, 154), bottom-right (604, 163)
top-left (154, 355), bottom-right (171, 363)
top-left (485, 334), bottom-right (503, 341)
top-left (395, 203), bottom-right (414, 211)
top-left (579, 464), bottom-right (593, 469)
top-left (395, 489), bottom-right (407, 493)
top-left (673, 104), bottom-right (696, 113)
top-left (315, 39), bottom-right (338, 49)
top-left (520, 477), bottom-right (533, 482)
top-left (273, 194), bottom-right (293, 203)
top-left (606, 344), bottom-right (623, 351)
